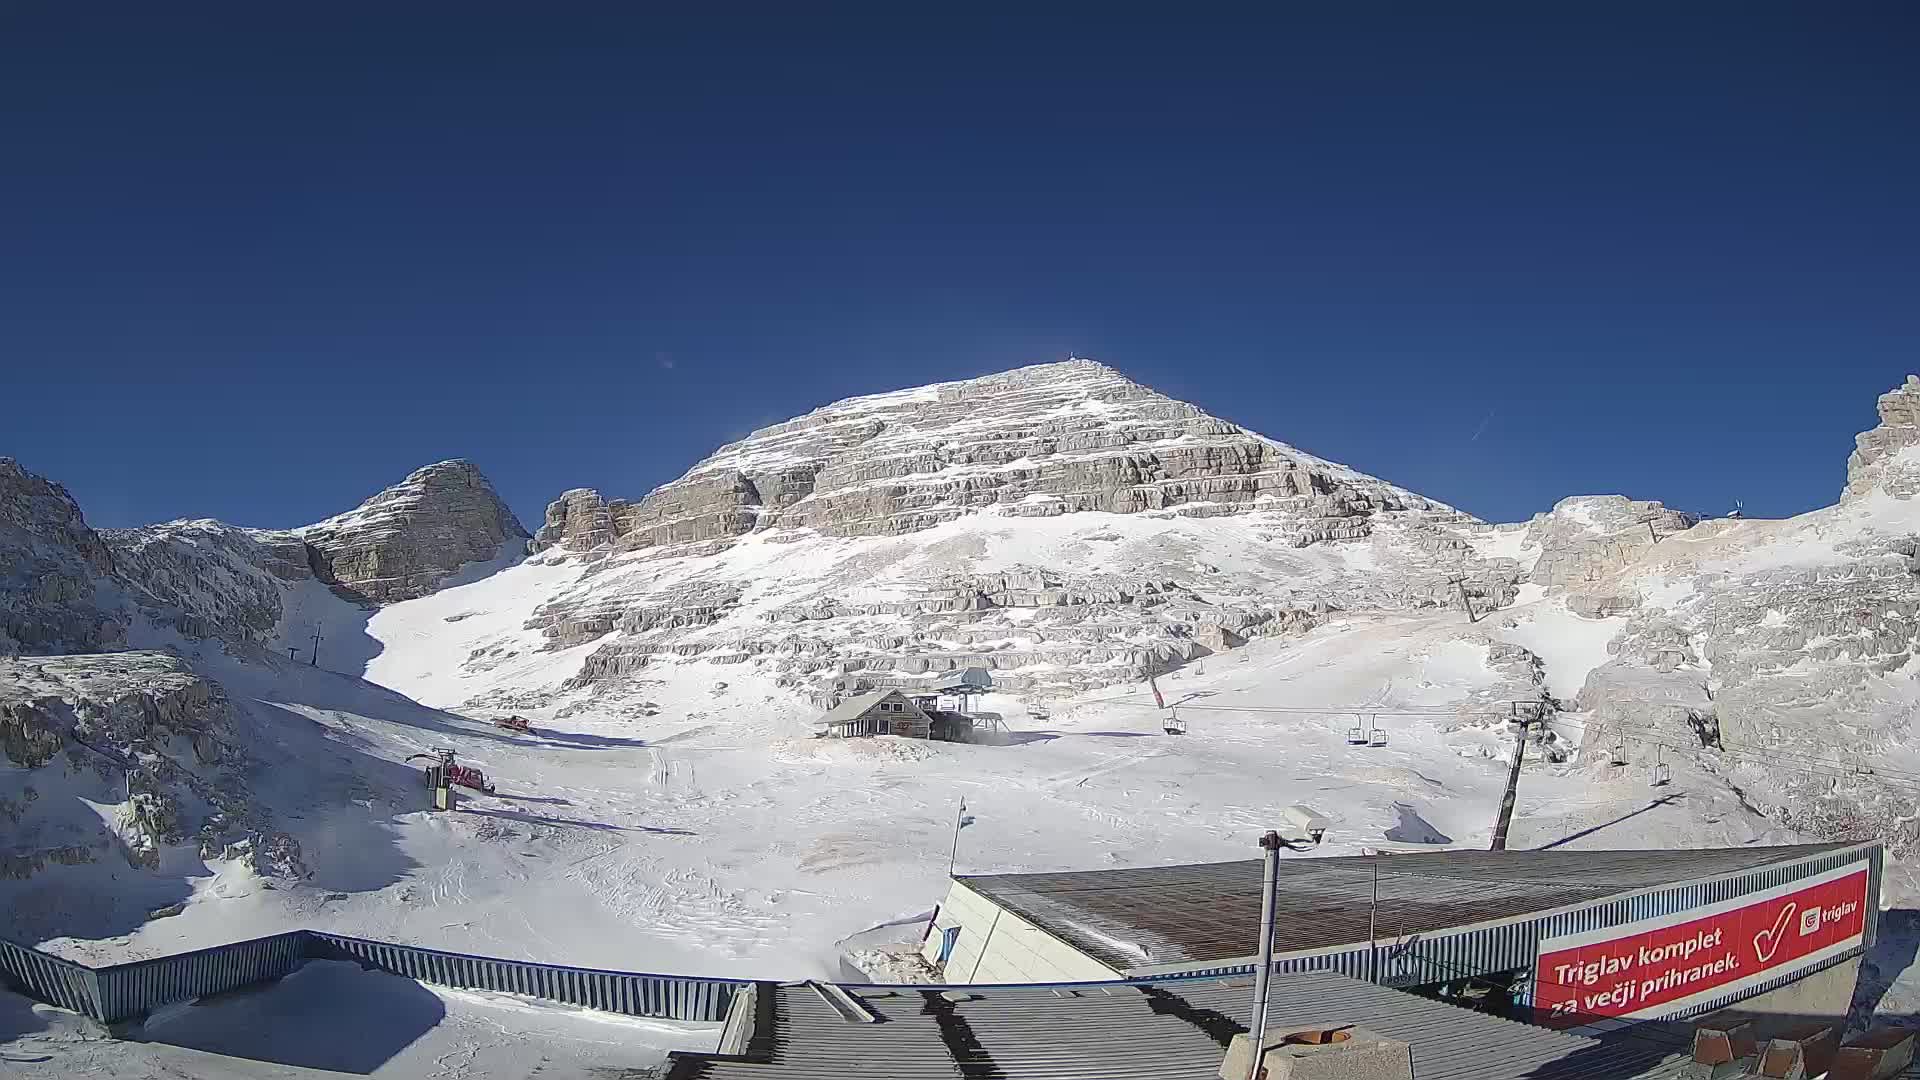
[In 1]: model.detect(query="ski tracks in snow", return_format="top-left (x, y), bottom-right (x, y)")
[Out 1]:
top-left (1039, 745), bottom-right (1172, 791)
top-left (425, 856), bottom-right (472, 908)
top-left (563, 847), bottom-right (785, 957)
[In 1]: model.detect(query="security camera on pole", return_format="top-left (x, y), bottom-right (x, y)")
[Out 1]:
top-left (1238, 810), bottom-right (1329, 1080)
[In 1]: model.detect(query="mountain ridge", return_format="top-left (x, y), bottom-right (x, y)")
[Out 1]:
top-left (4, 361), bottom-right (1920, 1009)
top-left (532, 358), bottom-right (1454, 560)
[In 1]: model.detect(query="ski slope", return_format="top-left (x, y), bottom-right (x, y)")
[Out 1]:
top-left (30, 578), bottom-right (1789, 985)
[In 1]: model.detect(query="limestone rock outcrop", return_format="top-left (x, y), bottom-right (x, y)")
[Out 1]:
top-left (0, 652), bottom-right (298, 892)
top-left (1540, 376), bottom-right (1920, 853)
top-left (0, 455), bottom-right (526, 933)
top-left (105, 519), bottom-right (316, 650)
top-left (529, 360), bottom-right (1443, 557)
top-left (488, 362), bottom-right (1521, 705)
top-left (1525, 496), bottom-right (1699, 590)
top-left (296, 460), bottom-right (529, 603)
top-left (533, 488), bottom-right (620, 554)
top-left (0, 458), bottom-right (126, 656)
top-left (104, 461), bottom-right (528, 656)
top-left (1846, 374), bottom-right (1920, 499)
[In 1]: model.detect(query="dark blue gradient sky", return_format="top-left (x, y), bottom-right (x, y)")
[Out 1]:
top-left (4, 3), bottom-right (1915, 530)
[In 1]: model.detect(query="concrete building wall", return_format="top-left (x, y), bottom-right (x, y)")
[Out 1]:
top-left (921, 881), bottom-right (1120, 985)
top-left (1713, 956), bottom-right (1861, 1030)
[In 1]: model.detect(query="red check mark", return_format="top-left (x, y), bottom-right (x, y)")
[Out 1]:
top-left (1753, 903), bottom-right (1797, 964)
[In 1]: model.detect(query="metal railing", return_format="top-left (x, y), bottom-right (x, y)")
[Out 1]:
top-left (0, 935), bottom-right (101, 1018)
top-left (306, 931), bottom-right (744, 1021)
top-left (93, 931), bottom-right (307, 1024)
top-left (1, 928), bottom-right (746, 1025)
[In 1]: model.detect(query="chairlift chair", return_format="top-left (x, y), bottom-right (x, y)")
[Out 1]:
top-left (1369, 729), bottom-right (1389, 748)
top-left (1609, 739), bottom-right (1628, 766)
top-left (1346, 715), bottom-right (1369, 745)
top-left (1650, 746), bottom-right (1671, 787)
top-left (1163, 709), bottom-right (1187, 736)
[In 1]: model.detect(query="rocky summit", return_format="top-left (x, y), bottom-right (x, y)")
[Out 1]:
top-left (1847, 374), bottom-right (1920, 500)
top-left (296, 460), bottom-right (530, 604)
top-left (490, 361), bottom-right (1555, 707)
top-left (532, 359), bottom-right (1442, 556)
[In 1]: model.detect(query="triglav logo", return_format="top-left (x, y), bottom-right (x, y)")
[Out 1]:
top-left (1752, 904), bottom-right (1796, 964)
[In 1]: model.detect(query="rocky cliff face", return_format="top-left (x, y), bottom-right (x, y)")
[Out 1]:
top-left (1548, 377), bottom-right (1920, 851)
top-left (100, 460), bottom-right (527, 661)
top-left (1847, 375), bottom-right (1920, 499)
top-left (0, 458), bottom-right (126, 656)
top-left (298, 460), bottom-right (528, 604)
top-left (0, 455), bottom-right (521, 914)
top-left (0, 651), bottom-right (299, 895)
top-left (476, 361), bottom-right (1518, 707)
top-left (104, 520), bottom-right (318, 652)
top-left (531, 360), bottom-right (1444, 558)
top-left (1524, 495), bottom-right (1700, 593)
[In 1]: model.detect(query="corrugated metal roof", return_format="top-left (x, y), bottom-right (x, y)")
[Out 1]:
top-left (664, 971), bottom-right (1693, 1079)
top-left (816, 690), bottom-right (898, 726)
top-left (959, 844), bottom-right (1850, 972)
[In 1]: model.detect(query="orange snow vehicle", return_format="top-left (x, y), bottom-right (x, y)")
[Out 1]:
top-left (446, 763), bottom-right (494, 794)
top-left (407, 752), bottom-right (495, 796)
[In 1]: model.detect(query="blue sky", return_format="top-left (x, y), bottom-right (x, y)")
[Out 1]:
top-left (4, 4), bottom-right (1916, 532)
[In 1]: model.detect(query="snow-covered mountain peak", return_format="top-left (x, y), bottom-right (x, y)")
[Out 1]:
top-left (87, 459), bottom-right (531, 666)
top-left (292, 459), bottom-right (528, 604)
top-left (448, 363), bottom-right (1522, 712)
top-left (531, 358), bottom-right (1451, 560)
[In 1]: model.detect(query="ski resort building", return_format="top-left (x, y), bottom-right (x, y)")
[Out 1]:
top-left (813, 688), bottom-right (978, 741)
top-left (919, 842), bottom-right (1882, 1030)
top-left (815, 690), bottom-right (933, 738)
top-left (662, 969), bottom-right (1704, 1079)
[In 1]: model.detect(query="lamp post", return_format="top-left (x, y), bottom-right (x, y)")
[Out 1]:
top-left (949, 799), bottom-right (974, 876)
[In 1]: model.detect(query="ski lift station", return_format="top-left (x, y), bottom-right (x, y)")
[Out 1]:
top-left (919, 841), bottom-right (1881, 1031)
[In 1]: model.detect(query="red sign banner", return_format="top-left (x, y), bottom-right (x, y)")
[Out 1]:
top-left (1534, 862), bottom-right (1869, 1027)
